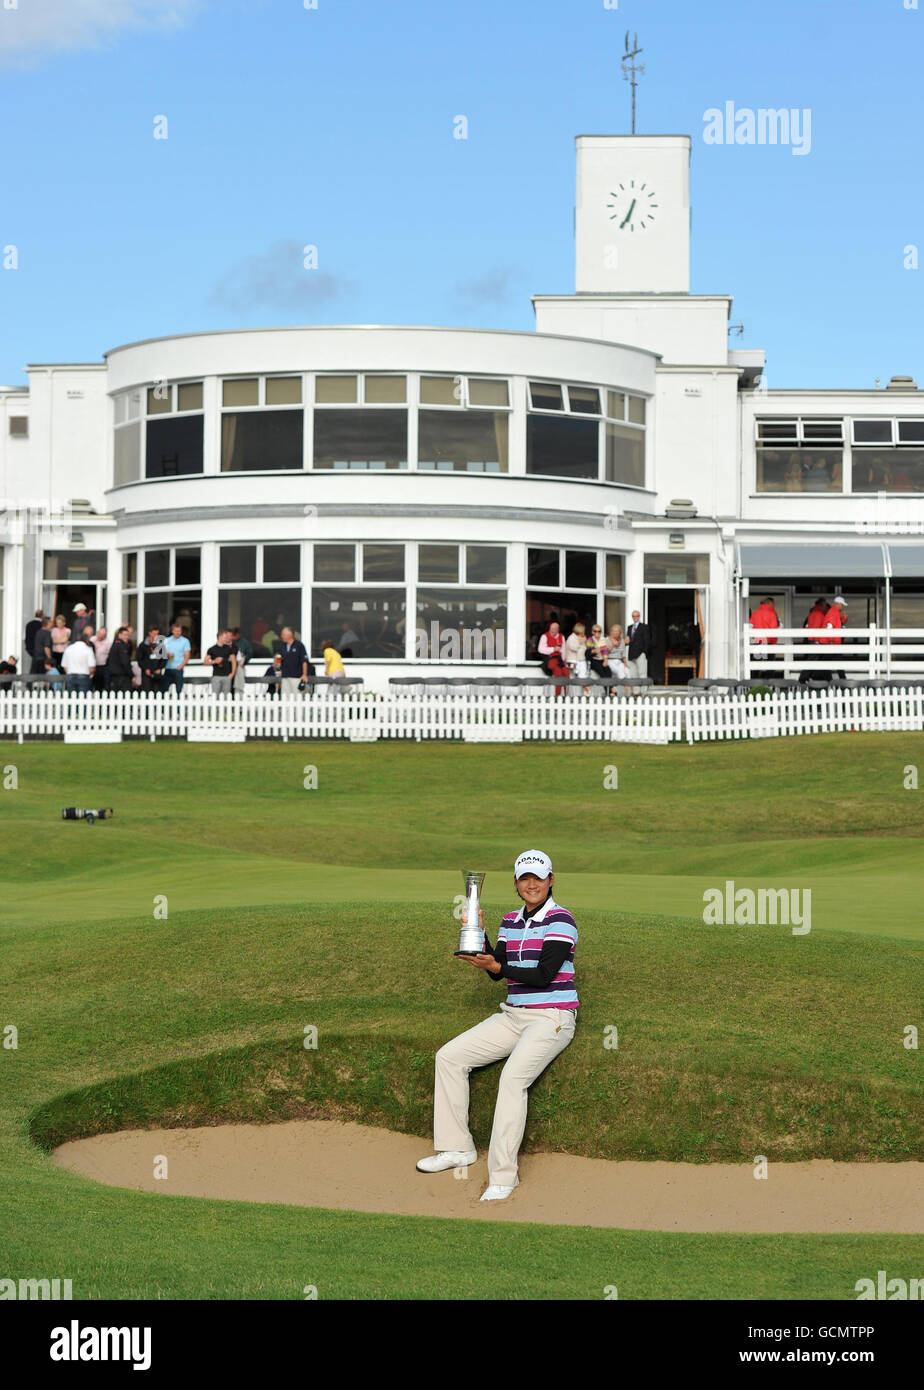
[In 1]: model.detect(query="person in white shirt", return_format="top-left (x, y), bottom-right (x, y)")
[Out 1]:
top-left (61, 636), bottom-right (96, 694)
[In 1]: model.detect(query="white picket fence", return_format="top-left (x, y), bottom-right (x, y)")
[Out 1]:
top-left (2, 685), bottom-right (923, 744)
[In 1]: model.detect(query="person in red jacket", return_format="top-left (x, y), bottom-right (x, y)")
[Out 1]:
top-left (748, 597), bottom-right (780, 667)
top-left (798, 598), bottom-right (829, 681)
top-left (819, 596), bottom-right (848, 679)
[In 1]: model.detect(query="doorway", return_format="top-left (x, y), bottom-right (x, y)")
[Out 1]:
top-left (645, 588), bottom-right (703, 685)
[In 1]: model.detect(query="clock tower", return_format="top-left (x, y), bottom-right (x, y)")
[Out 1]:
top-left (575, 134), bottom-right (691, 293)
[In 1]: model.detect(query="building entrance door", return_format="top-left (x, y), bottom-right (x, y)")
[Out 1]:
top-left (645, 588), bottom-right (703, 685)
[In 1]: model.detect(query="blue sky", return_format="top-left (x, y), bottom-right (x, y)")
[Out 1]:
top-left (0, 0), bottom-right (921, 389)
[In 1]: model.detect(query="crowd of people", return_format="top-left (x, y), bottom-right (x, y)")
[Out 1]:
top-left (748, 594), bottom-right (851, 679)
top-left (536, 611), bottom-right (651, 694)
top-left (12, 607), bottom-right (349, 695)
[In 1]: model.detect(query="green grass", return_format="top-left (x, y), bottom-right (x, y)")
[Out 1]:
top-left (1, 737), bottom-right (923, 1299)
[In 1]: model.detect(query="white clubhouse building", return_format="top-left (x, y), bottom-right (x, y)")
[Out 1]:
top-left (2, 133), bottom-right (923, 688)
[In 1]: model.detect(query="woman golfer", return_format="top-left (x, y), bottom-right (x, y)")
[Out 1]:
top-left (417, 850), bottom-right (579, 1202)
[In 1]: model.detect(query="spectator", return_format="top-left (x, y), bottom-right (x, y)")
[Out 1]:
top-left (339, 621), bottom-right (360, 658)
top-left (162, 620), bottom-right (191, 695)
top-left (322, 640), bottom-right (346, 680)
top-left (24, 609), bottom-right (44, 662)
top-left (137, 625), bottom-right (167, 693)
top-left (0, 655), bottom-right (17, 685)
top-left (604, 624), bottom-right (630, 679)
top-left (564, 621), bottom-right (589, 677)
top-left (820, 596), bottom-right (848, 680)
top-left (31, 617), bottom-right (54, 677)
top-left (205, 629), bottom-right (236, 695)
top-left (50, 615), bottom-right (71, 669)
top-left (626, 610), bottom-right (652, 680)
top-left (61, 632), bottom-right (96, 694)
top-left (274, 627), bottom-right (309, 696)
top-left (263, 653), bottom-right (283, 697)
top-left (538, 620), bottom-right (569, 696)
top-left (230, 627), bottom-right (253, 696)
top-left (748, 596), bottom-right (780, 663)
top-left (106, 626), bottom-right (135, 693)
top-left (71, 603), bottom-right (95, 640)
top-left (586, 624), bottom-right (609, 679)
top-left (91, 627), bottom-right (112, 691)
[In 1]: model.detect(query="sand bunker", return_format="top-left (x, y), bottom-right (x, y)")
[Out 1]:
top-left (52, 1120), bottom-right (924, 1233)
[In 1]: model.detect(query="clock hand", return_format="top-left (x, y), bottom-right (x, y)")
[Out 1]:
top-left (620, 199), bottom-right (636, 229)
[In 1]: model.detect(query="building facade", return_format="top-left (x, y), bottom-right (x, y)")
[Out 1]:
top-left (2, 133), bottom-right (923, 689)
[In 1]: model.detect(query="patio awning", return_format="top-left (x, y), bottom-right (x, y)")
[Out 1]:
top-left (737, 542), bottom-right (887, 580)
top-left (887, 545), bottom-right (924, 579)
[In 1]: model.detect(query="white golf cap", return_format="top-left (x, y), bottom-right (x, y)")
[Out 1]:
top-left (73, 603), bottom-right (87, 612)
top-left (514, 849), bottom-right (552, 879)
top-left (832, 596), bottom-right (848, 606)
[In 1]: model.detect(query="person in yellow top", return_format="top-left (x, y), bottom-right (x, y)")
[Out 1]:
top-left (321, 640), bottom-right (346, 679)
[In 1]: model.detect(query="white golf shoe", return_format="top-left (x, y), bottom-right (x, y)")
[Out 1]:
top-left (480, 1178), bottom-right (519, 1202)
top-left (416, 1149), bottom-right (477, 1173)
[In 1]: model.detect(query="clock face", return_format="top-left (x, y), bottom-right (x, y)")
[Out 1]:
top-left (606, 180), bottom-right (658, 232)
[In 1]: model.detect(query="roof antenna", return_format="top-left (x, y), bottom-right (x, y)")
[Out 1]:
top-left (621, 32), bottom-right (645, 135)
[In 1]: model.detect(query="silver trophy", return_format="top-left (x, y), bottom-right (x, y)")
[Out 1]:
top-left (454, 870), bottom-right (486, 956)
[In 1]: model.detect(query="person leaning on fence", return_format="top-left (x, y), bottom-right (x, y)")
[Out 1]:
top-left (106, 626), bottom-right (135, 693)
top-left (263, 653), bottom-right (283, 697)
top-left (137, 626), bottom-right (166, 693)
top-left (205, 629), bottom-right (236, 695)
top-left (61, 631), bottom-right (96, 694)
top-left (322, 640), bottom-right (346, 680)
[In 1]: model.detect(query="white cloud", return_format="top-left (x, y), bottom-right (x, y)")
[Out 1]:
top-left (207, 239), bottom-right (355, 315)
top-left (0, 0), bottom-right (201, 66)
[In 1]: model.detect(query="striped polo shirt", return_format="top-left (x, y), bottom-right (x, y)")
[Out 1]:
top-left (497, 897), bottom-right (579, 1010)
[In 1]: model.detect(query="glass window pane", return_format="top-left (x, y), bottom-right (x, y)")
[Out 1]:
top-left (313, 409), bottom-right (407, 469)
top-left (114, 422), bottom-right (141, 485)
top-left (363, 543), bottom-right (404, 582)
top-left (529, 381), bottom-right (564, 410)
top-left (314, 544), bottom-right (355, 582)
top-left (418, 410), bottom-right (508, 472)
top-left (419, 544), bottom-right (459, 583)
top-left (468, 378), bottom-right (509, 408)
top-left (223, 378), bottom-right (259, 407)
top-left (605, 553), bottom-right (625, 589)
top-left (126, 390), bottom-right (141, 420)
top-left (627, 395), bottom-right (646, 425)
top-left (144, 590), bottom-right (201, 659)
top-left (755, 448), bottom-right (842, 492)
top-left (757, 419), bottom-right (798, 441)
top-left (315, 375), bottom-right (357, 403)
top-left (568, 386), bottom-right (601, 414)
top-left (263, 544), bottom-right (301, 583)
top-left (528, 547), bottom-right (559, 587)
top-left (174, 547), bottom-right (200, 587)
top-left (311, 587), bottom-right (406, 658)
top-left (415, 589), bottom-right (507, 660)
top-left (147, 385), bottom-right (172, 415)
top-left (265, 376), bottom-right (302, 405)
top-left (853, 448), bottom-right (924, 492)
top-left (177, 382), bottom-right (203, 412)
top-left (43, 550), bottom-right (107, 582)
top-left (146, 415), bottom-right (204, 478)
top-left (420, 376), bottom-right (460, 405)
top-left (220, 411), bottom-right (303, 471)
top-left (527, 415), bottom-right (599, 480)
top-left (853, 420), bottom-right (892, 444)
top-left (146, 549), bottom-right (170, 588)
top-left (607, 391), bottom-right (625, 420)
top-left (465, 545), bottom-right (506, 584)
top-left (643, 554), bottom-right (710, 584)
top-left (604, 595), bottom-right (625, 633)
top-left (802, 418), bottom-right (841, 441)
top-left (114, 394), bottom-right (126, 426)
top-left (365, 375), bottom-right (406, 403)
top-left (123, 552), bottom-right (138, 589)
top-left (605, 423), bottom-right (645, 487)
top-left (218, 588), bottom-right (303, 659)
top-left (220, 546), bottom-right (257, 584)
top-left (898, 420), bottom-right (924, 443)
top-left (565, 550), bottom-right (596, 589)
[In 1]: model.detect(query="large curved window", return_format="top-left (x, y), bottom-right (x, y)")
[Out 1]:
top-left (313, 409), bottom-right (408, 470)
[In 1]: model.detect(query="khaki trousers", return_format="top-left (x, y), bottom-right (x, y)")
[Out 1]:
top-left (433, 1002), bottom-right (576, 1186)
